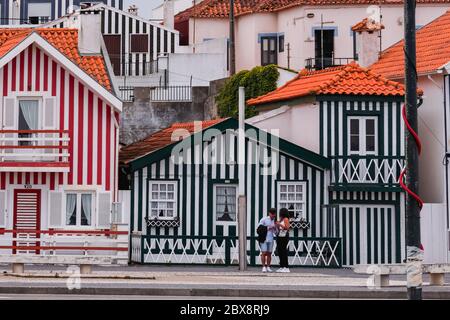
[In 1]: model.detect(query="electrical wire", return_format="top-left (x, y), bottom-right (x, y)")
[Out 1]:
top-left (399, 104), bottom-right (424, 209)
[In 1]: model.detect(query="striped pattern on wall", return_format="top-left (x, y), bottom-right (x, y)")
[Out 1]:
top-left (101, 6), bottom-right (177, 76)
top-left (327, 191), bottom-right (404, 265)
top-left (320, 98), bottom-right (405, 159)
top-left (0, 43), bottom-right (118, 198)
top-left (130, 129), bottom-right (327, 247)
top-left (320, 97), bottom-right (406, 265)
top-left (0, 0), bottom-right (123, 25)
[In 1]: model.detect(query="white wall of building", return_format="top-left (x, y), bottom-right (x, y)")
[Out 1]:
top-left (248, 99), bottom-right (321, 153)
top-left (417, 75), bottom-right (447, 204)
top-left (168, 52), bottom-right (228, 86)
top-left (153, 0), bottom-right (193, 20)
top-left (235, 13), bottom-right (278, 71)
top-left (189, 18), bottom-right (229, 46)
top-left (186, 5), bottom-right (450, 72)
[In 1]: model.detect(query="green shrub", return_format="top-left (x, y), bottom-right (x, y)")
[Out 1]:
top-left (216, 64), bottom-right (279, 118)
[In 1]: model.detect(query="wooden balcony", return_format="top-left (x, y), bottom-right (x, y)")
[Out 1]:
top-left (0, 130), bottom-right (70, 172)
top-left (330, 156), bottom-right (405, 191)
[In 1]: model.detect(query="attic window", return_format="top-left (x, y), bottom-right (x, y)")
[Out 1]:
top-left (28, 2), bottom-right (51, 25)
top-left (130, 34), bottom-right (149, 53)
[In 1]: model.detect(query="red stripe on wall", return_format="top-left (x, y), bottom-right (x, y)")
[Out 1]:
top-left (59, 68), bottom-right (65, 185)
top-left (78, 83), bottom-right (84, 185)
top-left (42, 172), bottom-right (47, 185)
top-left (11, 57), bottom-right (16, 92)
top-left (27, 47), bottom-right (32, 91)
top-left (33, 172), bottom-right (39, 185)
top-left (97, 99), bottom-right (103, 185)
top-left (52, 61), bottom-right (57, 97)
top-left (9, 172), bottom-right (13, 185)
top-left (3, 64), bottom-right (8, 96)
top-left (68, 75), bottom-right (75, 185)
top-left (19, 51), bottom-right (24, 91)
top-left (50, 173), bottom-right (55, 191)
top-left (113, 125), bottom-right (117, 201)
top-left (43, 54), bottom-right (48, 91)
top-left (87, 91), bottom-right (94, 185)
top-left (17, 173), bottom-right (22, 185)
top-left (25, 173), bottom-right (30, 184)
top-left (105, 106), bottom-right (111, 191)
top-left (35, 47), bottom-right (41, 91)
top-left (1, 173), bottom-right (5, 190)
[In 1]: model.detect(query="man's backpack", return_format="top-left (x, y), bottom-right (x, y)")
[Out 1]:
top-left (256, 224), bottom-right (268, 243)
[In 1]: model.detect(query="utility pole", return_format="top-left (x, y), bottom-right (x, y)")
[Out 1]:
top-left (229, 0), bottom-right (236, 75)
top-left (238, 87), bottom-right (247, 271)
top-left (404, 0), bottom-right (422, 300)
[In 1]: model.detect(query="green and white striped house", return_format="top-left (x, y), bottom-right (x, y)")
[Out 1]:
top-left (120, 118), bottom-right (343, 267)
top-left (247, 63), bottom-right (411, 266)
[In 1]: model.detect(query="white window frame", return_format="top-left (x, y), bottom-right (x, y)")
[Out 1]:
top-left (277, 181), bottom-right (307, 221)
top-left (347, 116), bottom-right (378, 155)
top-left (213, 184), bottom-right (238, 225)
top-left (17, 97), bottom-right (42, 130)
top-left (64, 191), bottom-right (96, 228)
top-left (148, 180), bottom-right (178, 221)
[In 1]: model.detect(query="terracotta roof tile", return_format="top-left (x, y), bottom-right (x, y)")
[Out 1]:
top-left (370, 10), bottom-right (450, 79)
top-left (352, 18), bottom-right (385, 32)
top-left (120, 119), bottom-right (226, 164)
top-left (176, 0), bottom-right (450, 21)
top-left (247, 62), bottom-right (409, 106)
top-left (0, 28), bottom-right (111, 91)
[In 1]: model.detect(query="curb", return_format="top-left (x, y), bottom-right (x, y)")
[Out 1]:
top-left (0, 286), bottom-right (448, 299)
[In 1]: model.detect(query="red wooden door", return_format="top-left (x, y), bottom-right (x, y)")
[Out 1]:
top-left (13, 189), bottom-right (41, 254)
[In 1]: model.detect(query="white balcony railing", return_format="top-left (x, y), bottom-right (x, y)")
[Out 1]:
top-left (332, 156), bottom-right (406, 186)
top-left (0, 130), bottom-right (70, 172)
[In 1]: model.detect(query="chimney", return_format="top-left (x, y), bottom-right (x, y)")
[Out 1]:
top-left (163, 0), bottom-right (175, 30)
top-left (78, 9), bottom-right (102, 55)
top-left (128, 5), bottom-right (138, 16)
top-left (351, 18), bottom-right (384, 68)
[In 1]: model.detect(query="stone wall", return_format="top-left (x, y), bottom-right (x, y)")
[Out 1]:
top-left (120, 82), bottom-right (225, 145)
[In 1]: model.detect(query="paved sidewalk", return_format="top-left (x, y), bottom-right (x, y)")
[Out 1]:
top-left (0, 264), bottom-right (450, 299)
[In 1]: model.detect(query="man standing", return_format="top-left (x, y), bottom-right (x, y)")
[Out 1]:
top-left (258, 208), bottom-right (277, 272)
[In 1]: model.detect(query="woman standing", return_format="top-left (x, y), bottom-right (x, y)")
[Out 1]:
top-left (276, 208), bottom-right (290, 273)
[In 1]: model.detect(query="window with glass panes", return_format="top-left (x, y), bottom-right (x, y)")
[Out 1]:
top-left (149, 181), bottom-right (177, 220)
top-left (277, 182), bottom-right (307, 220)
top-left (65, 193), bottom-right (93, 227)
top-left (348, 116), bottom-right (378, 155)
top-left (215, 185), bottom-right (237, 222)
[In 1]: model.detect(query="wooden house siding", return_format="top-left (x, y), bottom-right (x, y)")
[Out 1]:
top-left (320, 96), bottom-right (406, 265)
top-left (0, 43), bottom-right (118, 195)
top-left (128, 121), bottom-right (333, 266)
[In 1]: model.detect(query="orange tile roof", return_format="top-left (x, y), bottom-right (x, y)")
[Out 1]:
top-left (247, 63), bottom-right (408, 106)
top-left (352, 18), bottom-right (385, 32)
top-left (0, 28), bottom-right (111, 91)
top-left (370, 10), bottom-right (450, 79)
top-left (120, 119), bottom-right (227, 164)
top-left (176, 0), bottom-right (450, 22)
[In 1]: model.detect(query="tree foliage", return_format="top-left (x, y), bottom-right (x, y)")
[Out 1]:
top-left (216, 65), bottom-right (279, 118)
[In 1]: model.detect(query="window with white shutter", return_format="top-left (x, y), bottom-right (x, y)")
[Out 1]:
top-left (97, 192), bottom-right (111, 228)
top-left (48, 191), bottom-right (63, 228)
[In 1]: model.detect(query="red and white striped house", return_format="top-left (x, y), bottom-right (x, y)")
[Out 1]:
top-left (0, 26), bottom-right (126, 258)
